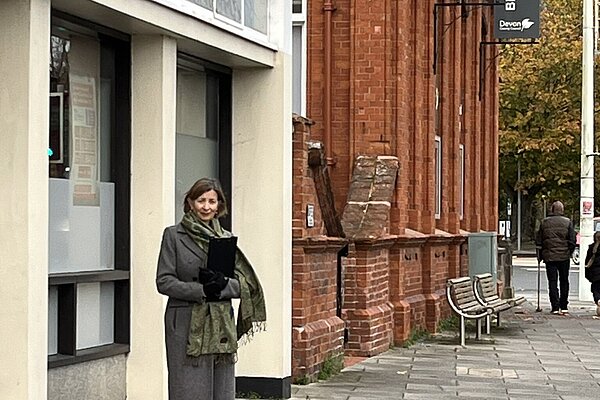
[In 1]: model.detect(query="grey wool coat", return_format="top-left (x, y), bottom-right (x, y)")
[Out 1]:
top-left (156, 223), bottom-right (240, 400)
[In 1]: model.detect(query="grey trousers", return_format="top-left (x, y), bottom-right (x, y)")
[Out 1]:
top-left (165, 306), bottom-right (235, 400)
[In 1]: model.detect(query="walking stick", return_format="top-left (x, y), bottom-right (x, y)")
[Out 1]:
top-left (536, 249), bottom-right (542, 312)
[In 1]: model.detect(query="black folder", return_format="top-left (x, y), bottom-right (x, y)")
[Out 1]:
top-left (207, 236), bottom-right (237, 278)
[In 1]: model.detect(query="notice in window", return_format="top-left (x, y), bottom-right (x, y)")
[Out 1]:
top-left (70, 74), bottom-right (99, 206)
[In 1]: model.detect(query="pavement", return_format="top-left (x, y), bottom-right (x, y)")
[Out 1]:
top-left (289, 286), bottom-right (600, 399)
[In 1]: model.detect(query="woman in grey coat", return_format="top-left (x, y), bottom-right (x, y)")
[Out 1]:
top-left (156, 178), bottom-right (266, 400)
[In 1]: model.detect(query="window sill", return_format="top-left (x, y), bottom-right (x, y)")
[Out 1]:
top-left (48, 343), bottom-right (130, 369)
top-left (49, 269), bottom-right (129, 285)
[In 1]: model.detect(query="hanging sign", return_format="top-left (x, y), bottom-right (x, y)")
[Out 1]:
top-left (494, 0), bottom-right (540, 39)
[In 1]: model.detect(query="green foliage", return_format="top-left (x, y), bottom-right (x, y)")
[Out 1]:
top-left (293, 375), bottom-right (311, 385)
top-left (236, 391), bottom-right (283, 399)
top-left (402, 326), bottom-right (430, 348)
top-left (317, 353), bottom-right (344, 381)
top-left (436, 315), bottom-right (459, 333)
top-left (293, 353), bottom-right (344, 386)
top-left (498, 0), bottom-right (600, 223)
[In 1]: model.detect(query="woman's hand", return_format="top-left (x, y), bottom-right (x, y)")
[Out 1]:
top-left (198, 268), bottom-right (216, 284)
top-left (203, 271), bottom-right (229, 300)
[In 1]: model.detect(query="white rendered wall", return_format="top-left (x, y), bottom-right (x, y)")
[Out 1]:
top-left (232, 50), bottom-right (293, 381)
top-left (0, 1), bottom-right (50, 399)
top-left (231, 0), bottom-right (293, 380)
top-left (129, 35), bottom-right (177, 399)
top-left (53, 0), bottom-right (275, 67)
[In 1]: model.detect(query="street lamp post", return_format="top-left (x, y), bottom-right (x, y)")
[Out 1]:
top-left (579, 0), bottom-right (594, 301)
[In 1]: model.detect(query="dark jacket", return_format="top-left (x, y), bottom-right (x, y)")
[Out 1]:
top-left (535, 214), bottom-right (576, 262)
top-left (585, 244), bottom-right (600, 282)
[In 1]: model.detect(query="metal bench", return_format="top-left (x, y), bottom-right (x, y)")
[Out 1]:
top-left (446, 276), bottom-right (494, 347)
top-left (473, 273), bottom-right (526, 332)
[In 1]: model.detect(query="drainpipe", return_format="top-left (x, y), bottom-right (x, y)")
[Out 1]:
top-left (324, 0), bottom-right (336, 165)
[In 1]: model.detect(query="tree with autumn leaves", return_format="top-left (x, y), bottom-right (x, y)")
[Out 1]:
top-left (499, 0), bottom-right (600, 241)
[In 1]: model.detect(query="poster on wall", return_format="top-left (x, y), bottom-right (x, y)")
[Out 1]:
top-left (70, 74), bottom-right (99, 206)
top-left (583, 200), bottom-right (594, 216)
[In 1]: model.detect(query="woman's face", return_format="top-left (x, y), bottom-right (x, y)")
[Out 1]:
top-left (188, 189), bottom-right (219, 222)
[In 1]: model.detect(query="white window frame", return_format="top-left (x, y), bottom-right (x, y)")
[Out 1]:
top-left (435, 135), bottom-right (442, 219)
top-left (292, 0), bottom-right (307, 116)
top-left (150, 0), bottom-right (273, 48)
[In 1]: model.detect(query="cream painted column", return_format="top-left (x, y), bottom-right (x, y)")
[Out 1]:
top-left (129, 35), bottom-right (177, 399)
top-left (233, 51), bottom-right (293, 389)
top-left (0, 1), bottom-right (50, 399)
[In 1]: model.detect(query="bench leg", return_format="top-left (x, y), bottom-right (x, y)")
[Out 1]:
top-left (496, 312), bottom-right (501, 328)
top-left (486, 315), bottom-right (491, 335)
top-left (460, 315), bottom-right (466, 347)
top-left (476, 318), bottom-right (482, 340)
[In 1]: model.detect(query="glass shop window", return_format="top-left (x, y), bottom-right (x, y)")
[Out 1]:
top-left (175, 55), bottom-right (232, 225)
top-left (48, 17), bottom-right (130, 361)
top-left (49, 32), bottom-right (114, 273)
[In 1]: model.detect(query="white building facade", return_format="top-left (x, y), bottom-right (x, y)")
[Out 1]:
top-left (0, 0), bottom-right (292, 398)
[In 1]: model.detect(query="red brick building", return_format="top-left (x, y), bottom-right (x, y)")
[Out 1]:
top-left (292, 1), bottom-right (499, 381)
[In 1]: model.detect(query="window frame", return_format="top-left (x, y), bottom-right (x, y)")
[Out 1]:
top-left (292, 0), bottom-right (307, 117)
top-left (48, 11), bottom-right (131, 369)
top-left (176, 52), bottom-right (233, 229)
top-left (150, 0), bottom-right (273, 47)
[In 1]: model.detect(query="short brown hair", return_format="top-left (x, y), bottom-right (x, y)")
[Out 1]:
top-left (183, 178), bottom-right (228, 218)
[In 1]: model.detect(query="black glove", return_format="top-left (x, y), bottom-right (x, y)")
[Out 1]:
top-left (198, 268), bottom-right (217, 284)
top-left (203, 271), bottom-right (229, 300)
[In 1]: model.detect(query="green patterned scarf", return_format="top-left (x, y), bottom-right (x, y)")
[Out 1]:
top-left (181, 211), bottom-right (266, 357)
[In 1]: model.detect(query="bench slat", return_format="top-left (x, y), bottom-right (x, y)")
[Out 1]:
top-left (473, 273), bottom-right (525, 315)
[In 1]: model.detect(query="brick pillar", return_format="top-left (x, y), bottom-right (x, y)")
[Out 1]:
top-left (340, 155), bottom-right (399, 356)
top-left (291, 115), bottom-right (347, 381)
top-left (292, 238), bottom-right (346, 380)
top-left (343, 239), bottom-right (395, 356)
top-left (422, 237), bottom-right (453, 332)
top-left (389, 237), bottom-right (427, 344)
top-left (447, 236), bottom-right (467, 279)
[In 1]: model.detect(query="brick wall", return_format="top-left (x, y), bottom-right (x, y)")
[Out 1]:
top-left (299, 0), bottom-right (500, 372)
top-left (292, 239), bottom-right (346, 379)
top-left (292, 116), bottom-right (346, 381)
top-left (292, 116), bottom-right (326, 240)
top-left (307, 1), bottom-right (499, 228)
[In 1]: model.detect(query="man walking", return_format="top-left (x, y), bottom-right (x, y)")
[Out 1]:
top-left (535, 201), bottom-right (577, 315)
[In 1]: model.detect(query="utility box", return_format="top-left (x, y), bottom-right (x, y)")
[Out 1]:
top-left (468, 231), bottom-right (498, 280)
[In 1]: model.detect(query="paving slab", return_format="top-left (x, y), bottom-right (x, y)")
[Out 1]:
top-left (287, 296), bottom-right (600, 400)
